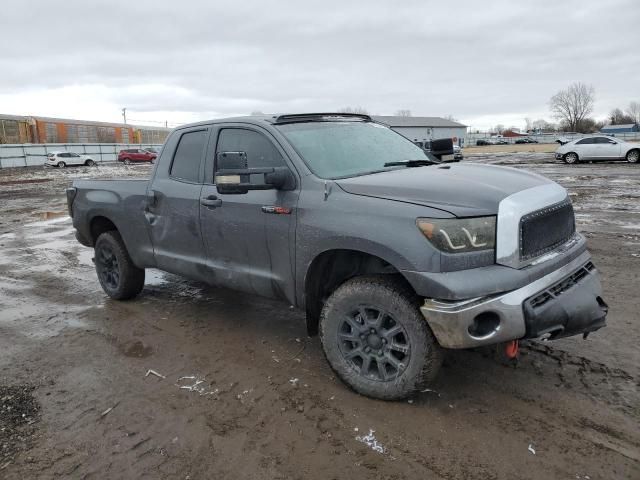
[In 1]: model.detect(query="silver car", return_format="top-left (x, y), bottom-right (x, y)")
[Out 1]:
top-left (555, 136), bottom-right (640, 164)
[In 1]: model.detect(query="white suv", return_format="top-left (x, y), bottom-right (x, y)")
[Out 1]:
top-left (555, 136), bottom-right (640, 164)
top-left (46, 151), bottom-right (97, 168)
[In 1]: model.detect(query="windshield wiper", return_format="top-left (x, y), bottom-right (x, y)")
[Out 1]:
top-left (383, 159), bottom-right (438, 167)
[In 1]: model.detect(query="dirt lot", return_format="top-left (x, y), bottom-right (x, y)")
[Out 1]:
top-left (463, 143), bottom-right (558, 155)
top-left (0, 157), bottom-right (638, 479)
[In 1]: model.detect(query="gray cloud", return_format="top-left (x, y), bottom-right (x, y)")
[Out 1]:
top-left (1, 0), bottom-right (638, 128)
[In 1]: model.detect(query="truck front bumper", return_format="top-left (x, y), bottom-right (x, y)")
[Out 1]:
top-left (420, 251), bottom-right (607, 349)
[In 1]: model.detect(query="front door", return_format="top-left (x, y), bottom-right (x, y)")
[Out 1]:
top-left (146, 127), bottom-right (209, 280)
top-left (199, 126), bottom-right (299, 303)
top-left (593, 137), bottom-right (621, 160)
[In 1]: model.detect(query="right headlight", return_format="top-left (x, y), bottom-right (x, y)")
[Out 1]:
top-left (416, 216), bottom-right (496, 254)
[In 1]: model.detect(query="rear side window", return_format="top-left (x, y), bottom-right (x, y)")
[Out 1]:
top-left (170, 130), bottom-right (207, 182)
top-left (595, 137), bottom-right (615, 144)
top-left (576, 138), bottom-right (594, 145)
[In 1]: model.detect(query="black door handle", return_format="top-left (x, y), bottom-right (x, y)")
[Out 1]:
top-left (200, 195), bottom-right (222, 208)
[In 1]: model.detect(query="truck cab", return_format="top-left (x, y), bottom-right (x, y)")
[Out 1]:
top-left (68, 113), bottom-right (608, 400)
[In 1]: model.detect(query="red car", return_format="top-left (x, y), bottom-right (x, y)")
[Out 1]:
top-left (117, 148), bottom-right (157, 164)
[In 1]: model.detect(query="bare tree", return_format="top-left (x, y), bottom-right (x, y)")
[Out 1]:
top-left (443, 114), bottom-right (457, 122)
top-left (626, 101), bottom-right (640, 125)
top-left (338, 106), bottom-right (369, 114)
top-left (532, 119), bottom-right (556, 132)
top-left (524, 117), bottom-right (532, 132)
top-left (609, 108), bottom-right (634, 125)
top-left (395, 109), bottom-right (412, 117)
top-left (250, 110), bottom-right (265, 115)
top-left (549, 82), bottom-right (595, 132)
top-left (493, 124), bottom-right (505, 134)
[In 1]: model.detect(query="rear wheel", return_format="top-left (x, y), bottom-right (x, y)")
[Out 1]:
top-left (123, 158), bottom-right (131, 165)
top-left (85, 159), bottom-right (96, 166)
top-left (626, 149), bottom-right (639, 163)
top-left (564, 152), bottom-right (579, 164)
top-left (57, 161), bottom-right (66, 168)
top-left (320, 275), bottom-right (442, 400)
top-left (94, 231), bottom-right (145, 300)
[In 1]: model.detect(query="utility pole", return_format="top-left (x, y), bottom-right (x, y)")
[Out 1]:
top-left (122, 108), bottom-right (127, 125)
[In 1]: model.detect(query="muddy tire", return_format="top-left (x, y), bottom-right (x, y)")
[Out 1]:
top-left (564, 152), bottom-right (579, 164)
top-left (94, 231), bottom-right (145, 300)
top-left (626, 149), bottom-right (639, 163)
top-left (320, 275), bottom-right (442, 400)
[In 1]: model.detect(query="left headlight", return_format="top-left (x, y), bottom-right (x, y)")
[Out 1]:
top-left (416, 217), bottom-right (496, 254)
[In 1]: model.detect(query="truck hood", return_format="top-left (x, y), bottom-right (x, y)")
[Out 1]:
top-left (335, 163), bottom-right (553, 217)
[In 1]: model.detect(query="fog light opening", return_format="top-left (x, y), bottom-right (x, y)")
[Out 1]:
top-left (468, 311), bottom-right (500, 338)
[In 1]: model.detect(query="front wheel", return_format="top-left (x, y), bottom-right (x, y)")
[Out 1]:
top-left (57, 161), bottom-right (66, 168)
top-left (564, 152), bottom-right (579, 164)
top-left (85, 159), bottom-right (96, 166)
top-left (94, 231), bottom-right (145, 300)
top-left (626, 149), bottom-right (639, 163)
top-left (320, 275), bottom-right (442, 400)
top-left (123, 158), bottom-right (131, 165)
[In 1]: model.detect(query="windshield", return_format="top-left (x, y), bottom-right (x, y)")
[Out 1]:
top-left (276, 121), bottom-right (430, 178)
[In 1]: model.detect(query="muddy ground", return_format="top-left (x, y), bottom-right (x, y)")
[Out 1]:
top-left (0, 156), bottom-right (638, 479)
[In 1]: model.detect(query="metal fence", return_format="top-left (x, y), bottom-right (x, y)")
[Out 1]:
top-left (466, 131), bottom-right (640, 145)
top-left (0, 143), bottom-right (164, 168)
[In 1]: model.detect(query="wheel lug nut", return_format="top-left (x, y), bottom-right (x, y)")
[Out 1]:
top-left (370, 328), bottom-right (375, 334)
top-left (382, 338), bottom-right (387, 344)
top-left (364, 346), bottom-right (371, 353)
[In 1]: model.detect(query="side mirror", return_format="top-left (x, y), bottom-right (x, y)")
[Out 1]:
top-left (215, 151), bottom-right (294, 194)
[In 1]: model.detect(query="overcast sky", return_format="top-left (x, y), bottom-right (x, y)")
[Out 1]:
top-left (1, 0), bottom-right (638, 130)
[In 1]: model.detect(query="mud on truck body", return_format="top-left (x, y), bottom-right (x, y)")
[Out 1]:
top-left (67, 113), bottom-right (608, 400)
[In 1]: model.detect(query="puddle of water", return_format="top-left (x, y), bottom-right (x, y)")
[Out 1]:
top-left (120, 340), bottom-right (154, 358)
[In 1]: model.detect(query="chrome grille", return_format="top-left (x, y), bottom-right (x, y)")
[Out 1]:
top-left (520, 199), bottom-right (575, 260)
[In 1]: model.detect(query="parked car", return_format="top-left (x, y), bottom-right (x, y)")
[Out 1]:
top-left (67, 113), bottom-right (607, 400)
top-left (117, 148), bottom-right (157, 164)
top-left (45, 151), bottom-right (96, 168)
top-left (515, 138), bottom-right (538, 144)
top-left (453, 144), bottom-right (463, 160)
top-left (476, 139), bottom-right (492, 146)
top-left (555, 136), bottom-right (640, 164)
top-left (495, 139), bottom-right (508, 145)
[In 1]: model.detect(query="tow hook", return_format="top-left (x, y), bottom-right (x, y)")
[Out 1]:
top-left (504, 340), bottom-right (519, 359)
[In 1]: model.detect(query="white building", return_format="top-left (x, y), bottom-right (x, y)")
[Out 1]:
top-left (373, 116), bottom-right (468, 146)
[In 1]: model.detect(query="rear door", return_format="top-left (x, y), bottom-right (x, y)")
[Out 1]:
top-left (69, 152), bottom-right (83, 165)
top-left (146, 127), bottom-right (210, 280)
top-left (133, 149), bottom-right (144, 162)
top-left (199, 125), bottom-right (299, 302)
top-left (574, 138), bottom-right (597, 160)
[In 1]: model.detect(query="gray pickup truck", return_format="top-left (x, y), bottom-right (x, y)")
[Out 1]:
top-left (67, 113), bottom-right (608, 400)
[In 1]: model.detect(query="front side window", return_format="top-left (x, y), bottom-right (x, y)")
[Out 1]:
top-left (277, 121), bottom-right (430, 179)
top-left (215, 128), bottom-right (285, 184)
top-left (170, 130), bottom-right (207, 182)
